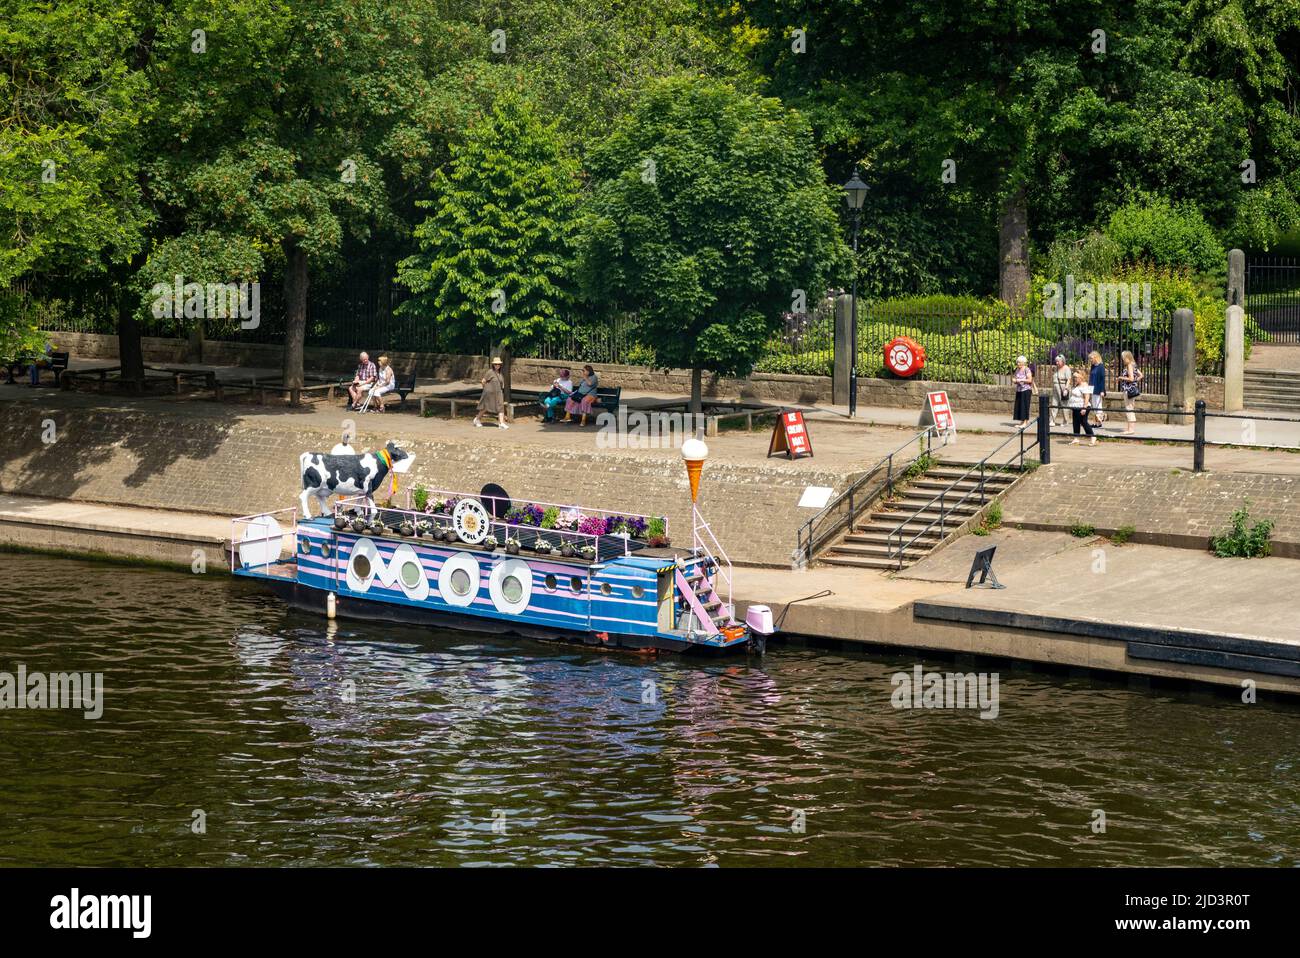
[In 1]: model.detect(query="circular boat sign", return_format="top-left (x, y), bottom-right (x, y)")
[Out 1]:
top-left (453, 498), bottom-right (491, 545)
top-left (883, 336), bottom-right (926, 378)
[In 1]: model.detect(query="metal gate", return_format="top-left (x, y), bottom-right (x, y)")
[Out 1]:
top-left (1246, 254), bottom-right (1300, 343)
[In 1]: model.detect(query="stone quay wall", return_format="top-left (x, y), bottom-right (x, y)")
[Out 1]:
top-left (1001, 463), bottom-right (1300, 558)
top-left (0, 403), bottom-right (853, 567)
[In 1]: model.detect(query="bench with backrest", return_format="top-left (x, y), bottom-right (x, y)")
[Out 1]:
top-left (7, 351), bottom-right (69, 386)
top-left (564, 385), bottom-right (622, 423)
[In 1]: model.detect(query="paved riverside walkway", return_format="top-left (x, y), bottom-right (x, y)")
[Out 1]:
top-left (4, 382), bottom-right (1300, 478)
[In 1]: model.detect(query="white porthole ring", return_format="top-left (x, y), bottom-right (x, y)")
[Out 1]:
top-left (346, 537), bottom-right (380, 592)
top-left (439, 551), bottom-right (481, 608)
top-left (489, 558), bottom-right (533, 616)
top-left (453, 498), bottom-right (490, 545)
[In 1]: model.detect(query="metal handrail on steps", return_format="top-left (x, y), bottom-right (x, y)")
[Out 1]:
top-left (794, 426), bottom-right (936, 566)
top-left (884, 418), bottom-right (1041, 570)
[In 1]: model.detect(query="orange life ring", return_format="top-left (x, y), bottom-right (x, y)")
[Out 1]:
top-left (883, 336), bottom-right (926, 377)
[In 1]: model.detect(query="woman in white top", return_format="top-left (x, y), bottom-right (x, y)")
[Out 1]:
top-left (370, 355), bottom-right (396, 412)
top-left (1067, 369), bottom-right (1096, 445)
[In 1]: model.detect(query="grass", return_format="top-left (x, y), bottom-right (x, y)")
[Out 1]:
top-left (971, 500), bottom-right (1004, 537)
top-left (1110, 524), bottom-right (1136, 545)
top-left (1209, 503), bottom-right (1275, 558)
top-left (1069, 523), bottom-right (1096, 538)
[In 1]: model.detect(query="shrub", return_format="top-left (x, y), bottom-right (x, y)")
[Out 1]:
top-left (1110, 524), bottom-right (1135, 545)
top-left (1105, 197), bottom-right (1225, 274)
top-left (1069, 523), bottom-right (1095, 538)
top-left (1210, 505), bottom-right (1274, 558)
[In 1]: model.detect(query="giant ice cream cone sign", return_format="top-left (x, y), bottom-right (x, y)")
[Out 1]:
top-left (681, 437), bottom-right (708, 503)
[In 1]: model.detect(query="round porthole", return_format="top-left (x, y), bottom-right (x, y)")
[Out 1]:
top-left (545, 574), bottom-right (558, 592)
top-left (353, 553), bottom-right (372, 579)
top-left (345, 538), bottom-right (380, 593)
top-left (401, 560), bottom-right (422, 589)
top-left (299, 537), bottom-right (312, 555)
top-left (632, 585), bottom-right (644, 599)
top-left (600, 582), bottom-right (612, 596)
top-left (570, 577), bottom-right (583, 594)
top-left (321, 542), bottom-right (332, 559)
top-left (437, 552), bottom-right (481, 608)
top-left (489, 558), bottom-right (533, 615)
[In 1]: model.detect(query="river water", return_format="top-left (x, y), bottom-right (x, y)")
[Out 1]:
top-left (0, 553), bottom-right (1296, 867)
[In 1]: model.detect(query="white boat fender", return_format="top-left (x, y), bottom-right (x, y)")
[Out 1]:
top-left (327, 592), bottom-right (337, 619)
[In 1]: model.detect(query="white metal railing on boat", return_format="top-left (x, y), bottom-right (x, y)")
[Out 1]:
top-left (230, 506), bottom-right (298, 574)
top-left (691, 503), bottom-right (733, 624)
top-left (332, 494), bottom-right (636, 559)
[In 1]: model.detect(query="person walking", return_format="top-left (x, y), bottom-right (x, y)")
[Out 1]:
top-left (1049, 355), bottom-right (1072, 427)
top-left (1068, 369), bottom-right (1097, 445)
top-left (473, 357), bottom-right (508, 429)
top-left (1117, 350), bottom-right (1144, 435)
top-left (1087, 350), bottom-right (1107, 428)
top-left (1012, 355), bottom-right (1035, 424)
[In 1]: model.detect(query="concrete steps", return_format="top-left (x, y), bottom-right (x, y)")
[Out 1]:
top-left (818, 460), bottom-right (1024, 571)
top-left (1244, 369), bottom-right (1300, 412)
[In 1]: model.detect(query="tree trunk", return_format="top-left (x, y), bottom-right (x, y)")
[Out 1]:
top-left (689, 366), bottom-right (703, 415)
top-left (117, 288), bottom-right (145, 388)
top-left (998, 185), bottom-right (1030, 307)
top-left (282, 240), bottom-right (309, 392)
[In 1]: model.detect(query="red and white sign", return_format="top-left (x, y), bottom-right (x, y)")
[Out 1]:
top-left (884, 336), bottom-right (926, 377)
top-left (768, 409), bottom-right (814, 460)
top-left (927, 390), bottom-right (955, 432)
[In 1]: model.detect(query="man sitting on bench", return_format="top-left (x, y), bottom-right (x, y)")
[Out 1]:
top-left (346, 351), bottom-right (377, 411)
top-left (562, 365), bottom-right (599, 425)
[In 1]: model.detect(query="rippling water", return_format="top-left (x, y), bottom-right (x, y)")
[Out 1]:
top-left (0, 553), bottom-right (1297, 867)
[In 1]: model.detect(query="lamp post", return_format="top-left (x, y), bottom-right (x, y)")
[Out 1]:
top-left (842, 170), bottom-right (869, 417)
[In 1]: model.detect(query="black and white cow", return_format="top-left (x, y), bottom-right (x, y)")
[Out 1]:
top-left (299, 440), bottom-right (414, 517)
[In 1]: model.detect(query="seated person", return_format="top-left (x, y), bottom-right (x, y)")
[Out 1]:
top-left (369, 356), bottom-right (396, 412)
top-left (563, 365), bottom-right (600, 425)
top-left (347, 351), bottom-right (377, 410)
top-left (540, 368), bottom-right (574, 422)
top-left (28, 340), bottom-right (55, 385)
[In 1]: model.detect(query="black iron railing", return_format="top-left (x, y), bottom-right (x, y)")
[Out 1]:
top-left (794, 426), bottom-right (936, 566)
top-left (883, 419), bottom-right (1041, 569)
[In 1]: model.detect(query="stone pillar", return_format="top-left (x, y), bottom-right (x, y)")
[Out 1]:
top-left (832, 293), bottom-right (852, 407)
top-left (1224, 304), bottom-right (1245, 412)
top-left (1227, 249), bottom-right (1246, 308)
top-left (1168, 307), bottom-right (1197, 419)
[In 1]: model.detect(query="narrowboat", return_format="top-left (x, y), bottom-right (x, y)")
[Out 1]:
top-left (229, 439), bottom-right (774, 653)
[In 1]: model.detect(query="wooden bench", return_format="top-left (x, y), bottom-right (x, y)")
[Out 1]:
top-left (6, 351), bottom-right (70, 386)
top-left (563, 385), bottom-right (622, 423)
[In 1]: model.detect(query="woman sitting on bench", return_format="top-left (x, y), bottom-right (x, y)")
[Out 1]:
top-left (563, 366), bottom-right (599, 425)
top-left (369, 356), bottom-right (396, 412)
top-left (541, 368), bottom-right (573, 422)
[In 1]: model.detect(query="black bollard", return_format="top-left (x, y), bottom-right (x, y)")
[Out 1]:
top-left (1193, 399), bottom-right (1206, 472)
top-left (1037, 393), bottom-right (1051, 465)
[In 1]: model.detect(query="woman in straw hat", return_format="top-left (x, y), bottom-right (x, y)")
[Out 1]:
top-left (473, 356), bottom-right (508, 429)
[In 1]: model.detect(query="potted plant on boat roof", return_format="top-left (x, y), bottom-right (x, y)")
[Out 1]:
top-left (579, 544), bottom-right (597, 561)
top-left (398, 519), bottom-right (414, 537)
top-left (531, 533), bottom-right (549, 553)
top-left (560, 541), bottom-right (575, 558)
top-left (541, 506), bottom-right (559, 529)
top-left (484, 533), bottom-right (499, 551)
top-left (350, 515), bottom-right (368, 533)
top-left (413, 486), bottom-right (430, 512)
top-left (646, 517), bottom-right (670, 548)
top-left (578, 515), bottom-right (607, 538)
top-left (505, 534), bottom-right (521, 555)
top-left (415, 519), bottom-right (432, 538)
top-left (556, 507), bottom-right (582, 531)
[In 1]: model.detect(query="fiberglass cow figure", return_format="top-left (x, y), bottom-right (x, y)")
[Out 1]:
top-left (299, 440), bottom-right (414, 517)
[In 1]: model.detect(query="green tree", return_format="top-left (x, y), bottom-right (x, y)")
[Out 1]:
top-left (396, 92), bottom-right (581, 380)
top-left (579, 75), bottom-right (848, 411)
top-left (0, 0), bottom-right (155, 372)
top-left (143, 0), bottom-right (466, 390)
